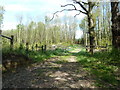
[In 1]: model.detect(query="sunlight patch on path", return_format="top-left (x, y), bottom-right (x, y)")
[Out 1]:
top-left (63, 48), bottom-right (81, 62)
top-left (69, 48), bottom-right (81, 53)
top-left (61, 56), bottom-right (77, 62)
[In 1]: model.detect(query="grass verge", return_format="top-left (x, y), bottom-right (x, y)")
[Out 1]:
top-left (76, 48), bottom-right (120, 88)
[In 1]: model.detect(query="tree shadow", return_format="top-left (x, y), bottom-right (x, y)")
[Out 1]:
top-left (2, 58), bottom-right (95, 88)
top-left (2, 48), bottom-right (120, 89)
top-left (75, 50), bottom-right (120, 89)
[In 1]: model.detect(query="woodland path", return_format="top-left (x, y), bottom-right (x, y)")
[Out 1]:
top-left (3, 47), bottom-right (96, 88)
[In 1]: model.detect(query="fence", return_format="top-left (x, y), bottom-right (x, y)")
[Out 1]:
top-left (0, 30), bottom-right (14, 50)
top-left (0, 30), bottom-right (48, 52)
top-left (85, 45), bottom-right (112, 52)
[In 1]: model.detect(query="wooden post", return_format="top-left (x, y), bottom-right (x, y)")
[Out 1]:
top-left (44, 45), bottom-right (46, 51)
top-left (19, 43), bottom-right (23, 50)
top-left (26, 42), bottom-right (29, 52)
top-left (32, 46), bottom-right (34, 51)
top-left (35, 44), bottom-right (38, 51)
top-left (86, 32), bottom-right (88, 52)
top-left (0, 30), bottom-right (2, 67)
top-left (0, 30), bottom-right (2, 47)
top-left (106, 44), bottom-right (108, 51)
top-left (0, 30), bottom-right (2, 35)
top-left (41, 45), bottom-right (44, 52)
top-left (10, 35), bottom-right (14, 50)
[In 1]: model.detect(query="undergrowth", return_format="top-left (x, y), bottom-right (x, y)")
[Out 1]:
top-left (2, 47), bottom-right (69, 62)
top-left (76, 48), bottom-right (120, 88)
top-left (2, 45), bottom-right (120, 88)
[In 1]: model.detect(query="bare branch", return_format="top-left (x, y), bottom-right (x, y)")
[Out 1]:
top-left (73, 0), bottom-right (88, 13)
top-left (61, 3), bottom-right (87, 14)
top-left (61, 4), bottom-right (77, 10)
top-left (50, 8), bottom-right (87, 21)
top-left (74, 12), bottom-right (80, 17)
top-left (78, 10), bottom-right (87, 14)
top-left (50, 9), bottom-right (75, 21)
top-left (50, 3), bottom-right (87, 21)
top-left (82, 2), bottom-right (88, 5)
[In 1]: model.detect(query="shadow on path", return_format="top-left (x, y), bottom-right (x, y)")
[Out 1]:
top-left (3, 47), bottom-right (113, 88)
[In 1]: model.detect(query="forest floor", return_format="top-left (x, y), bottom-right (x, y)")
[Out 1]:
top-left (2, 46), bottom-right (120, 89)
top-left (2, 47), bottom-right (97, 88)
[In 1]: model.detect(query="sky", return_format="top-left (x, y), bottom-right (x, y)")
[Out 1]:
top-left (0, 0), bottom-right (85, 39)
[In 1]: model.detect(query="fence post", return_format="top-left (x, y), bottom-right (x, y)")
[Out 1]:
top-left (44, 45), bottom-right (46, 51)
top-left (0, 30), bottom-right (2, 46)
top-left (26, 42), bottom-right (29, 52)
top-left (32, 45), bottom-right (34, 51)
top-left (41, 45), bottom-right (44, 52)
top-left (10, 35), bottom-right (14, 50)
top-left (35, 44), bottom-right (38, 51)
top-left (0, 30), bottom-right (1, 35)
top-left (106, 44), bottom-right (108, 51)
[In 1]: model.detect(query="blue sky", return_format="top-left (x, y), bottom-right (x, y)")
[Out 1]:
top-left (1, 0), bottom-right (85, 38)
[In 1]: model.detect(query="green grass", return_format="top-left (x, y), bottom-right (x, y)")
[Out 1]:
top-left (2, 47), bottom-right (70, 62)
top-left (76, 49), bottom-right (120, 88)
top-left (3, 45), bottom-right (120, 88)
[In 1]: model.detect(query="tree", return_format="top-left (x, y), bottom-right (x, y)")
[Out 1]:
top-left (0, 6), bottom-right (5, 30)
top-left (51, 0), bottom-right (98, 54)
top-left (111, 1), bottom-right (120, 49)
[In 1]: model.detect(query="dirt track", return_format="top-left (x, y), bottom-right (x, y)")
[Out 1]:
top-left (3, 48), bottom-right (96, 88)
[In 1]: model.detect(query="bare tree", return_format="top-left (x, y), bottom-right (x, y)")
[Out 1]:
top-left (51, 0), bottom-right (97, 54)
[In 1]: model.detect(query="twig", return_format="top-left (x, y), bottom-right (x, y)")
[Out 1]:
top-left (50, 9), bottom-right (75, 21)
top-left (61, 4), bottom-right (77, 10)
top-left (50, 3), bottom-right (87, 21)
top-left (74, 12), bottom-right (81, 17)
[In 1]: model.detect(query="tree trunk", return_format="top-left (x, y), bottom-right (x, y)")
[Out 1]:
top-left (111, 1), bottom-right (120, 49)
top-left (88, 2), bottom-right (95, 54)
top-left (88, 15), bottom-right (95, 54)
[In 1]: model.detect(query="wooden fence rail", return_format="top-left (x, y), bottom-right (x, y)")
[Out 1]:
top-left (0, 30), bottom-right (14, 50)
top-left (26, 43), bottom-right (47, 52)
top-left (85, 45), bottom-right (112, 52)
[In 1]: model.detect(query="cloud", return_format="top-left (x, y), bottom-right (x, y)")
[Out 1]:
top-left (46, 1), bottom-right (85, 20)
top-left (43, 0), bottom-right (70, 5)
top-left (2, 0), bottom-right (86, 30)
top-left (5, 4), bottom-right (31, 11)
top-left (2, 22), bottom-right (17, 30)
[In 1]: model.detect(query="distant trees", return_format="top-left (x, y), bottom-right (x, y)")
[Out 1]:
top-left (51, 0), bottom-right (98, 54)
top-left (0, 6), bottom-right (5, 30)
top-left (79, 1), bottom-right (120, 51)
top-left (2, 0), bottom-right (120, 52)
top-left (2, 15), bottom-right (77, 49)
top-left (79, 2), bottom-right (114, 51)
